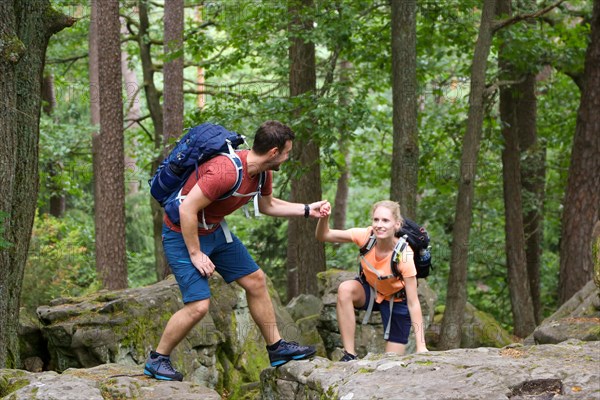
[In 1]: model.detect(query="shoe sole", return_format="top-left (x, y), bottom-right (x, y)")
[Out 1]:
top-left (144, 366), bottom-right (183, 382)
top-left (270, 350), bottom-right (317, 367)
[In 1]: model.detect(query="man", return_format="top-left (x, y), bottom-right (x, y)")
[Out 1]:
top-left (144, 120), bottom-right (326, 381)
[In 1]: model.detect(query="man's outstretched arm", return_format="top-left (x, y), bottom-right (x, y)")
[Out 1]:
top-left (258, 195), bottom-right (328, 218)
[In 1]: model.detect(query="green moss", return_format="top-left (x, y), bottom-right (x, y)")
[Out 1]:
top-left (99, 378), bottom-right (131, 400)
top-left (585, 324), bottom-right (600, 340)
top-left (357, 367), bottom-right (375, 373)
top-left (414, 360), bottom-right (434, 366)
top-left (0, 372), bottom-right (30, 398)
top-left (0, 34), bottom-right (26, 63)
top-left (320, 384), bottom-right (338, 400)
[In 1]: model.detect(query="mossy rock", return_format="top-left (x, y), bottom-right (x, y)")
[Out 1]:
top-left (0, 370), bottom-right (31, 398)
top-left (427, 303), bottom-right (513, 349)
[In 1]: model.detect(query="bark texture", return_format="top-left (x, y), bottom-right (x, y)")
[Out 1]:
top-left (95, 0), bottom-right (128, 289)
top-left (0, 0), bottom-right (73, 368)
top-left (558, 0), bottom-right (600, 304)
top-left (163, 0), bottom-right (184, 141)
top-left (390, 0), bottom-right (418, 219)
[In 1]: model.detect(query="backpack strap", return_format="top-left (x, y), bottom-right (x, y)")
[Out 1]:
top-left (359, 233), bottom-right (410, 340)
top-left (362, 285), bottom-right (377, 325)
top-left (390, 235), bottom-right (409, 278)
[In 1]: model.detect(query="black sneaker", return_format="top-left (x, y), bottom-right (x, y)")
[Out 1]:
top-left (339, 350), bottom-right (358, 362)
top-left (144, 351), bottom-right (184, 381)
top-left (267, 340), bottom-right (317, 367)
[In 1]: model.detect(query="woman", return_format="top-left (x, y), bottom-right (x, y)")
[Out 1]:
top-left (316, 200), bottom-right (428, 361)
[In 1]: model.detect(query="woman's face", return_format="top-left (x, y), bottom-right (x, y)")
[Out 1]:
top-left (371, 206), bottom-right (400, 240)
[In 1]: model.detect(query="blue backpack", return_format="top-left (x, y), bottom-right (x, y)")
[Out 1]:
top-left (148, 123), bottom-right (265, 226)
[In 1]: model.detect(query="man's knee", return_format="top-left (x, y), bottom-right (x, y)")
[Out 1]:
top-left (241, 269), bottom-right (268, 293)
top-left (184, 299), bottom-right (210, 322)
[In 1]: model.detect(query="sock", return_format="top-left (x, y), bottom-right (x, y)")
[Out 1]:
top-left (152, 351), bottom-right (169, 358)
top-left (266, 339), bottom-right (283, 350)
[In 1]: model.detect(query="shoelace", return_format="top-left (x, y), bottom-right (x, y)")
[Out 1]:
top-left (160, 358), bottom-right (177, 372)
top-left (282, 341), bottom-right (305, 350)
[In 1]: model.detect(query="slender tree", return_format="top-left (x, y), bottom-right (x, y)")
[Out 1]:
top-left (41, 73), bottom-right (66, 217)
top-left (519, 73), bottom-right (545, 324)
top-left (136, 0), bottom-right (168, 280)
top-left (95, 0), bottom-right (128, 289)
top-left (156, 0), bottom-right (184, 281)
top-left (390, 0), bottom-right (418, 219)
top-left (121, 17), bottom-right (142, 196)
top-left (0, 0), bottom-right (73, 368)
top-left (286, 0), bottom-right (325, 299)
top-left (438, 0), bottom-right (497, 350)
top-left (558, 0), bottom-right (600, 304)
top-left (497, 0), bottom-right (537, 337)
top-left (333, 60), bottom-right (352, 230)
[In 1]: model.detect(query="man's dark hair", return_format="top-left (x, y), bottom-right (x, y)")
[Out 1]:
top-left (252, 120), bottom-right (295, 155)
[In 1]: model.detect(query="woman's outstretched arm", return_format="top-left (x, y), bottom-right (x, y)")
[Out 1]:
top-left (315, 201), bottom-right (354, 243)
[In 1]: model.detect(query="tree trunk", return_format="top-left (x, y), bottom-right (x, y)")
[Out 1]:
top-left (558, 0), bottom-right (600, 304)
top-left (390, 0), bottom-right (418, 219)
top-left (121, 17), bottom-right (141, 196)
top-left (163, 0), bottom-right (184, 141)
top-left (95, 0), bottom-right (128, 289)
top-left (333, 60), bottom-right (352, 230)
top-left (41, 73), bottom-right (66, 217)
top-left (0, 0), bottom-right (73, 368)
top-left (89, 0), bottom-right (101, 260)
top-left (438, 0), bottom-right (497, 350)
top-left (497, 0), bottom-right (537, 337)
top-left (286, 0), bottom-right (325, 300)
top-left (519, 74), bottom-right (545, 324)
top-left (138, 0), bottom-right (169, 281)
top-left (159, 0), bottom-right (184, 281)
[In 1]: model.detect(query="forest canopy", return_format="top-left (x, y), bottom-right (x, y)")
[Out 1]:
top-left (6, 0), bottom-right (596, 341)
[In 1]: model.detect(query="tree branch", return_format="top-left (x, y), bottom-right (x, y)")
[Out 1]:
top-left (484, 76), bottom-right (528, 97)
top-left (46, 54), bottom-right (88, 64)
top-left (124, 114), bottom-right (151, 131)
top-left (493, 0), bottom-right (566, 32)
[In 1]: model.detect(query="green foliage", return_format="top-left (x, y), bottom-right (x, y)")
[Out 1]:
top-left (21, 211), bottom-right (98, 312)
top-left (24, 0), bottom-right (589, 341)
top-left (125, 193), bottom-right (157, 288)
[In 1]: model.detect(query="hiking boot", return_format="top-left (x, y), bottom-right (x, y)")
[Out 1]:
top-left (267, 340), bottom-right (316, 367)
top-left (144, 351), bottom-right (184, 381)
top-left (339, 350), bottom-right (358, 362)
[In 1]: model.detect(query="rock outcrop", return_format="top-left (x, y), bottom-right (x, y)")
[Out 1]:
top-left (427, 303), bottom-right (515, 349)
top-left (0, 364), bottom-right (220, 400)
top-left (527, 280), bottom-right (600, 345)
top-left (260, 339), bottom-right (600, 399)
top-left (29, 275), bottom-right (299, 398)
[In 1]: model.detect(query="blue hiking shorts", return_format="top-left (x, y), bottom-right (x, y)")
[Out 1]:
top-left (355, 277), bottom-right (412, 344)
top-left (162, 224), bottom-right (259, 303)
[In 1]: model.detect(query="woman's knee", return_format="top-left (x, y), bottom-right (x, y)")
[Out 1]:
top-left (337, 280), bottom-right (360, 303)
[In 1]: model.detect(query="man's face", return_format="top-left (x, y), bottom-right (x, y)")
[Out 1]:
top-left (267, 140), bottom-right (293, 171)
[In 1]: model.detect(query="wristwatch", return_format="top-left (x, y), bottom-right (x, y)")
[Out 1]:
top-left (304, 204), bottom-right (310, 218)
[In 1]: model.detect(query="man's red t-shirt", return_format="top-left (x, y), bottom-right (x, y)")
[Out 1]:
top-left (164, 150), bottom-right (273, 234)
